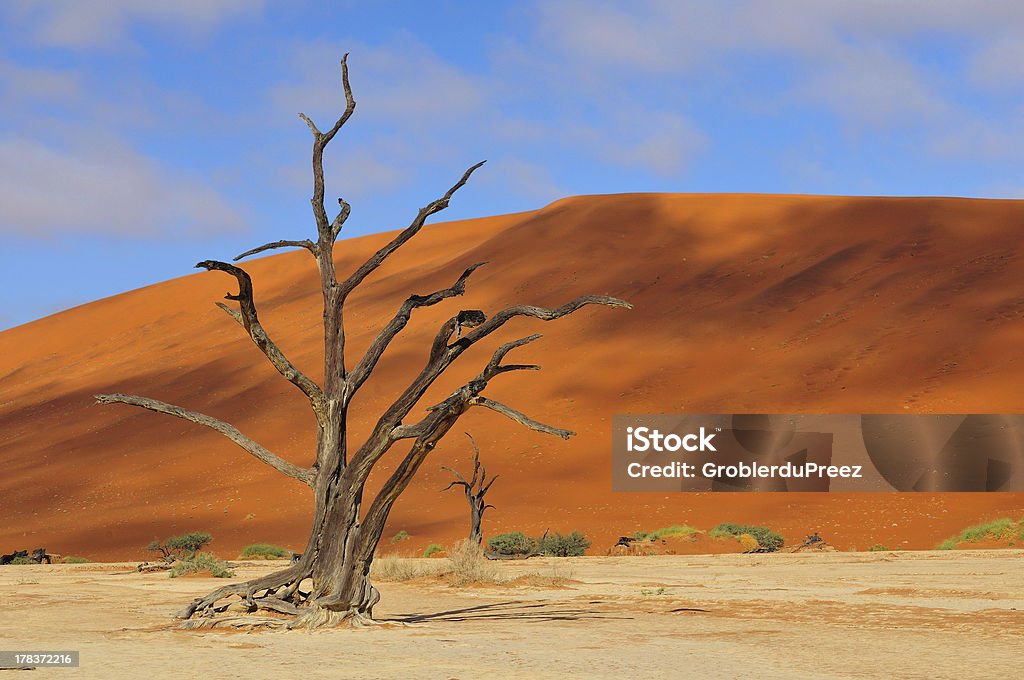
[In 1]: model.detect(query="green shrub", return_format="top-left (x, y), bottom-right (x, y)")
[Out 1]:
top-left (935, 518), bottom-right (1019, 549)
top-left (166, 531), bottom-right (212, 558)
top-left (958, 518), bottom-right (1014, 543)
top-left (9, 556), bottom-right (34, 565)
top-left (391, 530), bottom-right (410, 544)
top-left (148, 531), bottom-right (213, 560)
top-left (239, 543), bottom-right (290, 559)
top-left (62, 556), bottom-right (90, 563)
top-left (423, 543), bottom-right (444, 558)
top-left (169, 552), bottom-right (234, 578)
top-left (710, 523), bottom-right (784, 552)
top-left (487, 532), bottom-right (536, 556)
top-left (634, 525), bottom-right (698, 541)
top-left (866, 544), bottom-right (889, 552)
top-left (538, 531), bottom-right (591, 557)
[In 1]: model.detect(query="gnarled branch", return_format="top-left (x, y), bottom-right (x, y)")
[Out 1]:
top-left (299, 53), bottom-right (356, 240)
top-left (234, 239), bottom-right (318, 262)
top-left (347, 262), bottom-right (487, 398)
top-left (195, 260), bottom-right (325, 420)
top-left (339, 161), bottom-right (486, 298)
top-left (94, 394), bottom-right (313, 486)
top-left (351, 295), bottom-right (630, 478)
top-left (468, 396), bottom-right (574, 439)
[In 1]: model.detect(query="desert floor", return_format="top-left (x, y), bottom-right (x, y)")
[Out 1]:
top-left (1, 551), bottom-right (1021, 679)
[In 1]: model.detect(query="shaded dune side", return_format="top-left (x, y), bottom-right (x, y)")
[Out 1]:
top-left (1, 193), bottom-right (1023, 559)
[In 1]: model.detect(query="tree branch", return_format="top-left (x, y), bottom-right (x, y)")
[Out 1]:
top-left (468, 396), bottom-right (574, 439)
top-left (338, 161), bottom-right (486, 298)
top-left (440, 467), bottom-right (470, 492)
top-left (330, 198), bottom-right (351, 238)
top-left (347, 262), bottom-right (486, 399)
top-left (299, 53), bottom-right (356, 240)
top-left (350, 295), bottom-right (630, 479)
top-left (234, 239), bottom-right (318, 262)
top-left (94, 393), bottom-right (313, 486)
top-left (460, 296), bottom-right (633, 348)
top-left (195, 260), bottom-right (325, 421)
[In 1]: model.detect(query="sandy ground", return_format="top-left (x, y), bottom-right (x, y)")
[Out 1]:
top-left (1, 551), bottom-right (1021, 679)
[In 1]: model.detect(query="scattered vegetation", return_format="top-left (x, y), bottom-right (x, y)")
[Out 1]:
top-left (169, 552), bottom-right (234, 578)
top-left (633, 525), bottom-right (699, 541)
top-left (488, 530), bottom-right (591, 557)
top-left (390, 530), bottom-right (410, 545)
top-left (867, 544), bottom-right (890, 552)
top-left (640, 587), bottom-right (668, 596)
top-left (371, 556), bottom-right (448, 582)
top-left (487, 532), bottom-right (536, 556)
top-left (936, 518), bottom-right (1022, 550)
top-left (62, 556), bottom-right (90, 563)
top-left (710, 523), bottom-right (784, 552)
top-left (537, 531), bottom-right (591, 557)
top-left (147, 531), bottom-right (212, 560)
top-left (239, 543), bottom-right (291, 560)
top-left (423, 543), bottom-right (444, 558)
top-left (371, 541), bottom-right (572, 588)
top-left (9, 556), bottom-right (34, 565)
top-left (446, 540), bottom-right (499, 586)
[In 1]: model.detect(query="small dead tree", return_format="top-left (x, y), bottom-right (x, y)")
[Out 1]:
top-left (94, 55), bottom-right (630, 629)
top-left (442, 433), bottom-right (497, 545)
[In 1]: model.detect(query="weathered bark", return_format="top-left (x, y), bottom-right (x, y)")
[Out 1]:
top-left (94, 55), bottom-right (631, 629)
top-left (442, 433), bottom-right (497, 545)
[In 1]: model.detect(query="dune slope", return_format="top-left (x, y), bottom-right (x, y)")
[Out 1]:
top-left (2, 193), bottom-right (1023, 560)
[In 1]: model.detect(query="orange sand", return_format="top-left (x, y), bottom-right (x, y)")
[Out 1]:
top-left (2, 193), bottom-right (1023, 560)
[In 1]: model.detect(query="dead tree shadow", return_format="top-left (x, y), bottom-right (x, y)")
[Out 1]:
top-left (385, 600), bottom-right (633, 624)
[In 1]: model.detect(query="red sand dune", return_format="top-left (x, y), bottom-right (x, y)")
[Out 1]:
top-left (2, 193), bottom-right (1023, 560)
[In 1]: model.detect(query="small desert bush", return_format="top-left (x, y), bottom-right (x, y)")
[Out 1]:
top-left (9, 556), bottom-right (34, 565)
top-left (867, 544), bottom-right (889, 552)
top-left (488, 532), bottom-right (536, 556)
top-left (634, 525), bottom-right (699, 542)
top-left (371, 556), bottom-right (447, 582)
top-left (537, 531), bottom-right (591, 557)
top-left (391, 530), bottom-right (410, 544)
top-left (167, 531), bottom-right (213, 557)
top-left (62, 556), bottom-right (90, 563)
top-left (446, 540), bottom-right (498, 586)
top-left (239, 543), bottom-right (290, 560)
top-left (936, 518), bottom-right (1020, 549)
top-left (169, 552), bottom-right (234, 578)
top-left (423, 543), bottom-right (444, 558)
top-left (149, 531), bottom-right (213, 560)
top-left (710, 523), bottom-right (784, 552)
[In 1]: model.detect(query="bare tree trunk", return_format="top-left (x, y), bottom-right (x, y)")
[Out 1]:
top-left (443, 433), bottom-right (496, 546)
top-left (96, 55), bottom-right (631, 630)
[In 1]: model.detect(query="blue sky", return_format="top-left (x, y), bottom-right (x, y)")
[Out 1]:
top-left (2, 1), bottom-right (1023, 330)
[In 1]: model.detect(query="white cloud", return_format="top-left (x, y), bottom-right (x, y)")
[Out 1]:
top-left (969, 37), bottom-right (1024, 90)
top-left (5, 0), bottom-right (267, 49)
top-left (798, 45), bottom-right (951, 128)
top-left (0, 60), bottom-right (82, 107)
top-left (271, 37), bottom-right (485, 131)
top-left (570, 108), bottom-right (707, 177)
top-left (0, 136), bottom-right (244, 238)
top-left (532, 0), bottom-right (1024, 132)
top-left (479, 157), bottom-right (567, 205)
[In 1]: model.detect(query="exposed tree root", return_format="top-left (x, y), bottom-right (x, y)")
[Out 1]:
top-left (174, 564), bottom-right (388, 630)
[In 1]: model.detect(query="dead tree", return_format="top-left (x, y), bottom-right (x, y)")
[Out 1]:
top-left (442, 433), bottom-right (497, 545)
top-left (94, 55), bottom-right (630, 630)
